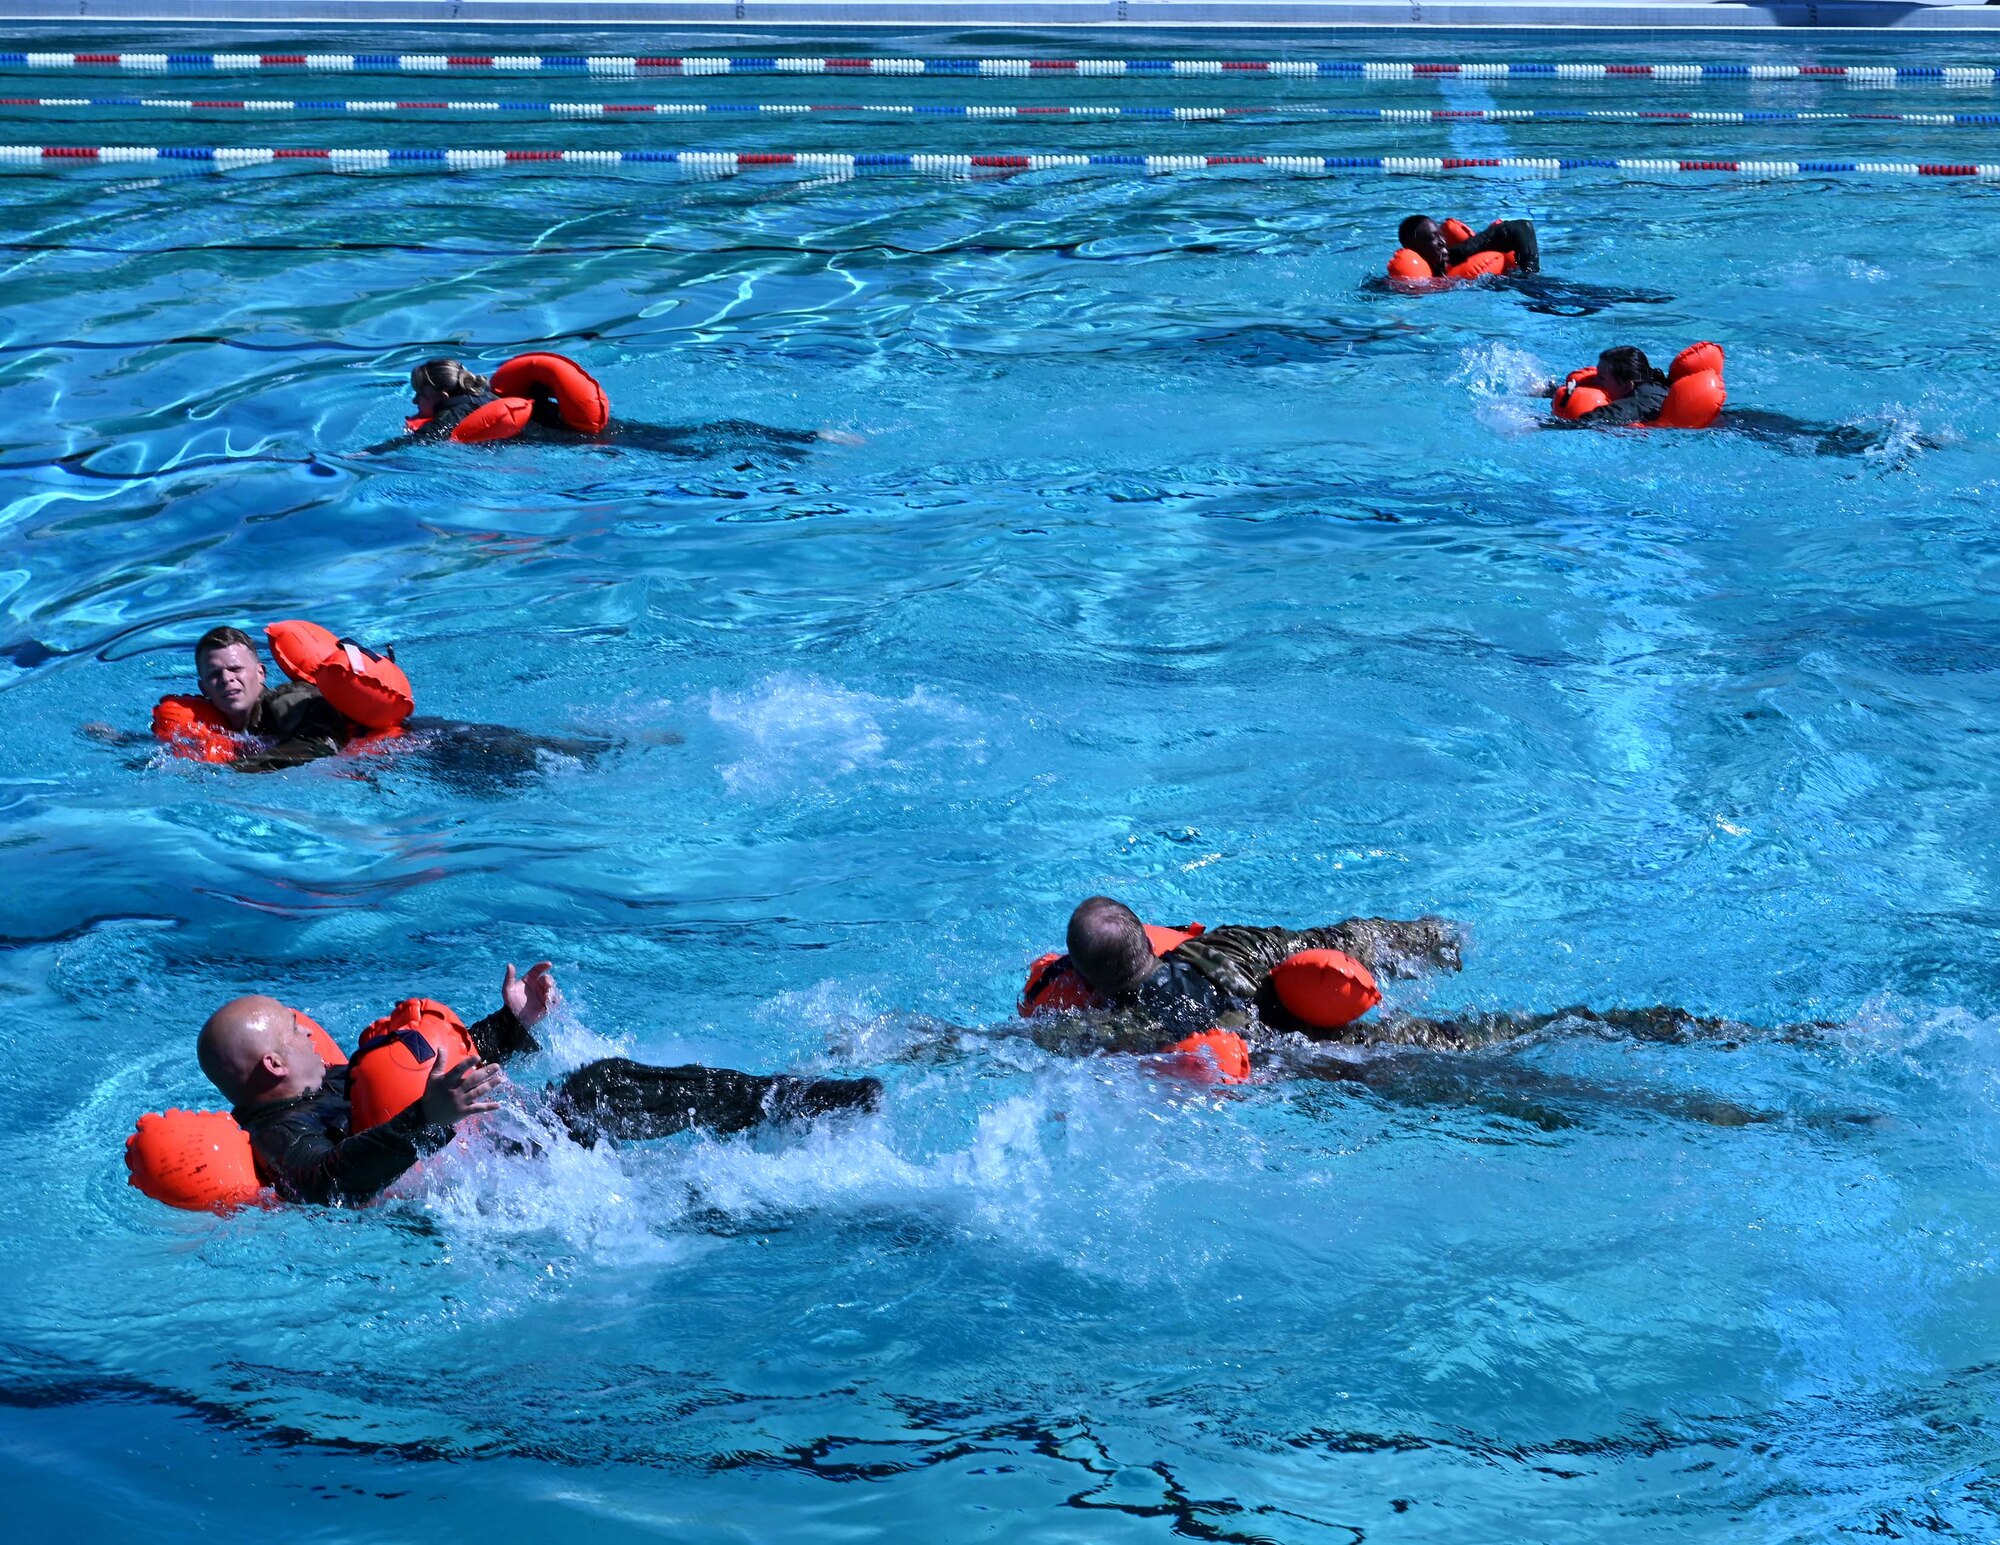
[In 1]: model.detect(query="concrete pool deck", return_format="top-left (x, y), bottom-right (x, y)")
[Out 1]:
top-left (0, 2), bottom-right (1995, 31)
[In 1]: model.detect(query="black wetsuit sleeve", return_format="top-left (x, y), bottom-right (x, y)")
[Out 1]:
top-left (240, 1074), bottom-right (453, 1205)
top-left (1576, 381), bottom-right (1669, 428)
top-left (1449, 218), bottom-right (1541, 274)
top-left (466, 1005), bottom-right (541, 1065)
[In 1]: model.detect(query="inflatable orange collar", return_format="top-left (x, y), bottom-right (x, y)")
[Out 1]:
top-left (405, 351), bottom-right (610, 443)
top-left (1552, 341), bottom-right (1727, 430)
top-left (152, 618), bottom-right (416, 764)
top-left (1386, 217), bottom-right (1521, 289)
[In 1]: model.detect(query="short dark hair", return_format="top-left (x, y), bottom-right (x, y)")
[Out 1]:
top-left (1398, 215), bottom-right (1439, 249)
top-left (194, 625), bottom-right (257, 661)
top-left (1597, 346), bottom-right (1666, 390)
top-left (1066, 896), bottom-right (1157, 996)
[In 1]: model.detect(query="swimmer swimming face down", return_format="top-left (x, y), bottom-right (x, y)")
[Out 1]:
top-left (1067, 896), bottom-right (1159, 998)
top-left (195, 626), bottom-right (266, 730)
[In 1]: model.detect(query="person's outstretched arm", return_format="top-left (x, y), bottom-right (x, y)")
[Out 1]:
top-left (1450, 218), bottom-right (1540, 274)
top-left (465, 962), bottom-right (555, 1064)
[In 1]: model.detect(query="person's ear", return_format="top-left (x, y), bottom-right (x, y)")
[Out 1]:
top-left (261, 1049), bottom-right (289, 1079)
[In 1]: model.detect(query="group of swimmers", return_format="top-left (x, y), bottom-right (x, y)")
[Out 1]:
top-left (127, 614), bottom-right (1802, 1213)
top-left (120, 206), bottom-right (1848, 1214)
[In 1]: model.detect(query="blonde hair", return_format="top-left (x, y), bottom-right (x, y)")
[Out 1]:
top-left (410, 358), bottom-right (490, 400)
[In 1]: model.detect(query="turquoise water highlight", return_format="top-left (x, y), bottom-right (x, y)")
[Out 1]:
top-left (3, 26), bottom-right (2000, 1543)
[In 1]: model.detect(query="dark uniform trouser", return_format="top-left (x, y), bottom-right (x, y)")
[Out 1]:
top-left (547, 1057), bottom-right (881, 1144)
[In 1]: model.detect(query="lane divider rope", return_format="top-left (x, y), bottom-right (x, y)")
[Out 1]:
top-left (6, 144), bottom-right (1998, 176)
top-left (9, 96), bottom-right (2000, 125)
top-left (1, 53), bottom-right (1996, 83)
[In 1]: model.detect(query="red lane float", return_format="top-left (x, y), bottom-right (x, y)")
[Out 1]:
top-left (1553, 341), bottom-right (1727, 429)
top-left (1270, 948), bottom-right (1382, 1030)
top-left (1019, 922), bottom-right (1205, 1018)
top-left (346, 998), bottom-right (478, 1132)
top-left (125, 1006), bottom-right (346, 1211)
top-left (1386, 217), bottom-right (1518, 288)
top-left (266, 618), bottom-right (415, 730)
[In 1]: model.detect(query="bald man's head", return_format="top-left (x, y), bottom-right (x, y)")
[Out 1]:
top-left (197, 995), bottom-right (324, 1106)
top-left (1067, 895), bottom-right (1157, 997)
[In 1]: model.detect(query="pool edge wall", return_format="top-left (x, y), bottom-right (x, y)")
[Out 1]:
top-left (0, 1), bottom-right (1996, 30)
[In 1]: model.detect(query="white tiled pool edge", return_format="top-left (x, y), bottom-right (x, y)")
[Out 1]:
top-left (0, 2), bottom-right (1996, 31)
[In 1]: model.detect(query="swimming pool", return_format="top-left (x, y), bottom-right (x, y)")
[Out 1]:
top-left (4, 22), bottom-right (2000, 1542)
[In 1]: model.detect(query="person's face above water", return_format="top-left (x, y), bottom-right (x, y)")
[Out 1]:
top-left (1404, 217), bottom-right (1449, 273)
top-left (410, 372), bottom-right (445, 419)
top-left (197, 641), bottom-right (266, 727)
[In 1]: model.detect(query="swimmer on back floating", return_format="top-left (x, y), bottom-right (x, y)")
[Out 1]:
top-left (90, 622), bottom-right (612, 780)
top-left (193, 962), bottom-right (880, 1205)
top-left (1538, 342), bottom-right (1729, 431)
top-left (1392, 214), bottom-right (1542, 282)
top-left (391, 355), bottom-right (863, 457)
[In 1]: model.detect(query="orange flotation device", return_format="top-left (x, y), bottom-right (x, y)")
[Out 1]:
top-left (125, 1008), bottom-right (348, 1212)
top-left (1153, 1028), bottom-right (1252, 1085)
top-left (346, 998), bottom-right (478, 1133)
top-left (1386, 218), bottom-right (1519, 288)
top-left (125, 1110), bottom-right (263, 1212)
top-left (1019, 922), bottom-right (1205, 1018)
top-left (403, 351), bottom-right (609, 443)
top-left (491, 351), bottom-right (611, 435)
top-left (267, 618), bottom-right (415, 730)
top-left (1553, 342), bottom-right (1727, 430)
top-left (1269, 948), bottom-right (1382, 1031)
top-left (151, 693), bottom-right (240, 764)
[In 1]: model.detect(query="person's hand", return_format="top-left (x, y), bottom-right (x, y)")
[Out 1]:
top-left (503, 960), bottom-right (559, 1030)
top-left (816, 428), bottom-right (866, 446)
top-left (419, 1056), bottom-right (504, 1126)
top-left (1533, 378), bottom-right (1561, 399)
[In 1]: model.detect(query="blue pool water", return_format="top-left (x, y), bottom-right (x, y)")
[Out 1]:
top-left (4, 24), bottom-right (2000, 1542)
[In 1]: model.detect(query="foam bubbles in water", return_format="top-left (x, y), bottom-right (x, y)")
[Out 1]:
top-left (706, 673), bottom-right (982, 794)
top-left (1457, 341), bottom-right (1551, 434)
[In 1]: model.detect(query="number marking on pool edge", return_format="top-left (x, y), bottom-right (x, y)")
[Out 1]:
top-left (2, 53), bottom-right (1998, 85)
top-left (5, 145), bottom-right (1999, 178)
top-left (5, 98), bottom-right (2000, 128)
